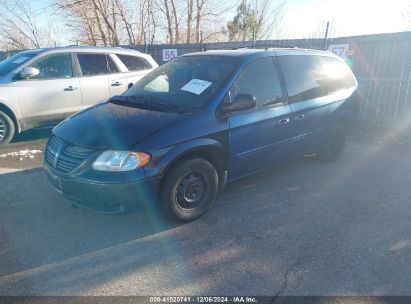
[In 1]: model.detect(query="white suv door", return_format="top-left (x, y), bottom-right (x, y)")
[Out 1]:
top-left (106, 54), bottom-right (129, 96)
top-left (15, 53), bottom-right (82, 128)
top-left (111, 54), bottom-right (155, 93)
top-left (76, 53), bottom-right (110, 108)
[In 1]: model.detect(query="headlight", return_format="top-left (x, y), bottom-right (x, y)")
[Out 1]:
top-left (92, 151), bottom-right (151, 172)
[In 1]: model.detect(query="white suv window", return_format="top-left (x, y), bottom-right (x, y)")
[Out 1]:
top-left (30, 53), bottom-right (73, 80)
top-left (117, 54), bottom-right (152, 71)
top-left (77, 54), bottom-right (109, 76)
top-left (107, 55), bottom-right (119, 73)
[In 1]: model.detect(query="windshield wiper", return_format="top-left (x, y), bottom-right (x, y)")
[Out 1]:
top-left (113, 94), bottom-right (189, 113)
top-left (108, 95), bottom-right (170, 112)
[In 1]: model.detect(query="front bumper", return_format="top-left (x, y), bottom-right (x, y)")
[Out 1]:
top-left (44, 165), bottom-right (163, 214)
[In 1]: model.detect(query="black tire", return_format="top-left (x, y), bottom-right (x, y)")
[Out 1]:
top-left (160, 158), bottom-right (219, 221)
top-left (0, 111), bottom-right (15, 146)
top-left (320, 123), bottom-right (347, 163)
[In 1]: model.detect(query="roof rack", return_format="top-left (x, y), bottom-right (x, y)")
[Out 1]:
top-left (229, 45), bottom-right (299, 50)
top-left (53, 45), bottom-right (141, 52)
top-left (266, 45), bottom-right (299, 50)
top-left (231, 46), bottom-right (252, 50)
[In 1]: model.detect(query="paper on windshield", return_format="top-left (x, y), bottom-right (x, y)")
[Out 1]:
top-left (12, 56), bottom-right (29, 64)
top-left (181, 79), bottom-right (212, 95)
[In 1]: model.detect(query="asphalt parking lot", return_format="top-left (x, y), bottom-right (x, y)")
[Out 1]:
top-left (0, 131), bottom-right (410, 296)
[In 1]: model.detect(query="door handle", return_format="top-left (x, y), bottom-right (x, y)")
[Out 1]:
top-left (295, 114), bottom-right (305, 121)
top-left (278, 118), bottom-right (290, 125)
top-left (64, 86), bottom-right (78, 91)
top-left (111, 82), bottom-right (123, 87)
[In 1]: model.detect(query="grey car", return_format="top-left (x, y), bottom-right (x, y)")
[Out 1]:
top-left (0, 46), bottom-right (158, 145)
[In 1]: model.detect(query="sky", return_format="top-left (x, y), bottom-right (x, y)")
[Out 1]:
top-left (280, 0), bottom-right (410, 38)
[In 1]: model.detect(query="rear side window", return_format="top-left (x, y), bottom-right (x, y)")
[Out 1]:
top-left (278, 55), bottom-right (328, 103)
top-left (117, 54), bottom-right (152, 71)
top-left (30, 53), bottom-right (73, 80)
top-left (278, 55), bottom-right (357, 103)
top-left (77, 54), bottom-right (109, 76)
top-left (231, 57), bottom-right (283, 108)
top-left (318, 56), bottom-right (356, 93)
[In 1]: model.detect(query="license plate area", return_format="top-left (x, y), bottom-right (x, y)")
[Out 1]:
top-left (47, 172), bottom-right (62, 193)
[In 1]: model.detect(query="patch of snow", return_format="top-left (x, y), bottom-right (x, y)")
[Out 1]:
top-left (0, 149), bottom-right (43, 160)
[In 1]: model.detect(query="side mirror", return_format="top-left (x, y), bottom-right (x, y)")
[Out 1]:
top-left (19, 67), bottom-right (40, 79)
top-left (221, 94), bottom-right (256, 114)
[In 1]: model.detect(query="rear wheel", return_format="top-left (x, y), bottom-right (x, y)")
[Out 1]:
top-left (320, 123), bottom-right (347, 163)
top-left (160, 158), bottom-right (219, 221)
top-left (0, 111), bottom-right (15, 146)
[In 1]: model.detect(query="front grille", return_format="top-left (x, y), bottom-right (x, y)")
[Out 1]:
top-left (45, 135), bottom-right (94, 173)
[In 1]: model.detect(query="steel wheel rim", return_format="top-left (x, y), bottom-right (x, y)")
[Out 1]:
top-left (0, 117), bottom-right (7, 141)
top-left (175, 172), bottom-right (207, 209)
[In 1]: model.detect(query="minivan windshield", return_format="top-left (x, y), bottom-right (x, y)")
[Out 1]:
top-left (0, 51), bottom-right (40, 77)
top-left (124, 56), bottom-right (239, 110)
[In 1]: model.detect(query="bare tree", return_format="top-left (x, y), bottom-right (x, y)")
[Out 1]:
top-left (55, 0), bottom-right (157, 46)
top-left (56, 0), bottom-right (105, 45)
top-left (186, 0), bottom-right (194, 43)
top-left (227, 0), bottom-right (286, 42)
top-left (194, 0), bottom-right (205, 42)
top-left (134, 0), bottom-right (157, 44)
top-left (114, 0), bottom-right (135, 44)
top-left (156, 0), bottom-right (183, 44)
top-left (52, 0), bottom-right (244, 46)
top-left (0, 0), bottom-right (50, 50)
top-left (158, 0), bottom-right (174, 43)
top-left (170, 0), bottom-right (181, 43)
top-left (156, 0), bottom-right (235, 44)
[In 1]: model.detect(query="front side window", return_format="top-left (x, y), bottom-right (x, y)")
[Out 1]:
top-left (124, 56), bottom-right (239, 110)
top-left (0, 51), bottom-right (39, 77)
top-left (30, 53), bottom-right (73, 80)
top-left (117, 54), bottom-right (152, 71)
top-left (230, 57), bottom-right (283, 107)
top-left (77, 54), bottom-right (109, 76)
top-left (278, 55), bottom-right (327, 103)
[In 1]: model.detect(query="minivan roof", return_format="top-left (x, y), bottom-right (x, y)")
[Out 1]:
top-left (20, 45), bottom-right (143, 56)
top-left (183, 48), bottom-right (337, 59)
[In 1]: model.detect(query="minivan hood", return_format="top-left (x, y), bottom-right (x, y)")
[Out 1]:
top-left (53, 102), bottom-right (185, 150)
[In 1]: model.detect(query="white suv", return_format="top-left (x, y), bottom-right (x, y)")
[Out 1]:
top-left (0, 46), bottom-right (158, 145)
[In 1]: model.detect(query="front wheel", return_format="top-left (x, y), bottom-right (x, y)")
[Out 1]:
top-left (160, 158), bottom-right (219, 221)
top-left (319, 123), bottom-right (347, 163)
top-left (0, 111), bottom-right (15, 146)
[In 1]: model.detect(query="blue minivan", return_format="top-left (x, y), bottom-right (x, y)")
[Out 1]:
top-left (44, 49), bottom-right (360, 221)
